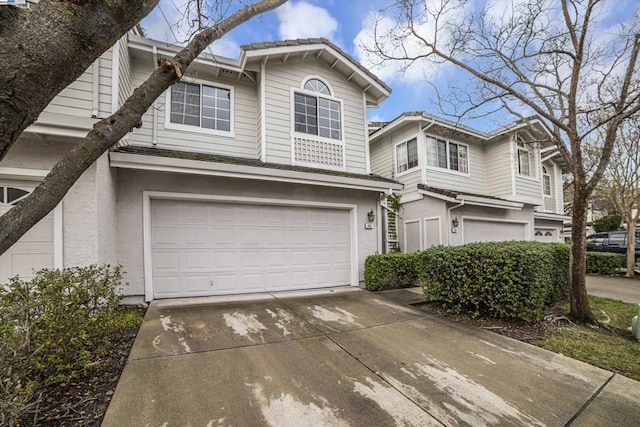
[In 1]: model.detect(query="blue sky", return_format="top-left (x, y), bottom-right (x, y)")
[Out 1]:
top-left (140, 0), bottom-right (638, 132)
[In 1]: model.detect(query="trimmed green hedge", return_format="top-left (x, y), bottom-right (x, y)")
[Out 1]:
top-left (417, 242), bottom-right (569, 322)
top-left (364, 253), bottom-right (418, 291)
top-left (586, 252), bottom-right (626, 275)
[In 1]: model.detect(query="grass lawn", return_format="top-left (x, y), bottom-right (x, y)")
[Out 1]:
top-left (532, 296), bottom-right (640, 381)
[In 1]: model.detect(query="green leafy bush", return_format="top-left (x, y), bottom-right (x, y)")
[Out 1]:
top-left (364, 253), bottom-right (418, 291)
top-left (593, 214), bottom-right (622, 232)
top-left (586, 252), bottom-right (626, 275)
top-left (417, 242), bottom-right (569, 322)
top-left (0, 265), bottom-right (138, 425)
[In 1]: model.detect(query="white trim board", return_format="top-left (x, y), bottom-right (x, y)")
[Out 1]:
top-left (142, 191), bottom-right (360, 302)
top-left (110, 151), bottom-right (402, 192)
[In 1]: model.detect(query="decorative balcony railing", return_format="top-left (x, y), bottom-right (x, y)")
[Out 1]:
top-left (293, 136), bottom-right (345, 170)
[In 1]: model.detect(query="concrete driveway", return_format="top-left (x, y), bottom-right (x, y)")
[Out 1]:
top-left (103, 289), bottom-right (640, 426)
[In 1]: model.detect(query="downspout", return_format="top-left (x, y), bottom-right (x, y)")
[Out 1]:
top-left (447, 200), bottom-right (465, 245)
top-left (152, 46), bottom-right (159, 146)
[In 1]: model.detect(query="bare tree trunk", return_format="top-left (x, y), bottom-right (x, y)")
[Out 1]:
top-left (627, 222), bottom-right (636, 278)
top-left (570, 185), bottom-right (595, 323)
top-left (0, 0), bottom-right (160, 161)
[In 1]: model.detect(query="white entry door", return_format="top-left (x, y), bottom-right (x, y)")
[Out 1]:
top-left (463, 219), bottom-right (526, 243)
top-left (150, 199), bottom-right (352, 298)
top-left (0, 184), bottom-right (55, 284)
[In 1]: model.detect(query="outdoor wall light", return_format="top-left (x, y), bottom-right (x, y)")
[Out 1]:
top-left (452, 217), bottom-right (459, 228)
top-left (367, 210), bottom-right (376, 222)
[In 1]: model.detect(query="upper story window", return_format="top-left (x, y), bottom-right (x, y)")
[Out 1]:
top-left (426, 136), bottom-right (468, 173)
top-left (542, 166), bottom-right (551, 196)
top-left (0, 186), bottom-right (29, 206)
top-left (396, 138), bottom-right (418, 173)
top-left (294, 78), bottom-right (342, 140)
top-left (516, 138), bottom-right (533, 176)
top-left (167, 81), bottom-right (232, 134)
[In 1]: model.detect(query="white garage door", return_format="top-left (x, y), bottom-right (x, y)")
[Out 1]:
top-left (151, 200), bottom-right (352, 298)
top-left (0, 185), bottom-right (55, 284)
top-left (534, 229), bottom-right (556, 243)
top-left (463, 219), bottom-right (526, 243)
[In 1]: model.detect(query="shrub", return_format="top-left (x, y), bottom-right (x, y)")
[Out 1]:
top-left (586, 252), bottom-right (626, 275)
top-left (593, 214), bottom-right (622, 232)
top-left (417, 241), bottom-right (569, 322)
top-left (0, 265), bottom-right (135, 425)
top-left (364, 253), bottom-right (418, 291)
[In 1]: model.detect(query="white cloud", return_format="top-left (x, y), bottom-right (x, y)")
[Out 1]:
top-left (276, 1), bottom-right (338, 40)
top-left (205, 37), bottom-right (240, 59)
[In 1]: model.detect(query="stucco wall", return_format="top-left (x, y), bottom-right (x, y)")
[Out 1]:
top-left (3, 137), bottom-right (118, 267)
top-left (116, 170), bottom-right (382, 300)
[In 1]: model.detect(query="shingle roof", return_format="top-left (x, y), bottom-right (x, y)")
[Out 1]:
top-left (116, 146), bottom-right (400, 185)
top-left (417, 184), bottom-right (521, 203)
top-left (241, 38), bottom-right (391, 94)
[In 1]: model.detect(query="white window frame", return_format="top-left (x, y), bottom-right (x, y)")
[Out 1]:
top-left (516, 139), bottom-right (534, 177)
top-left (542, 166), bottom-right (552, 197)
top-left (291, 77), bottom-right (345, 143)
top-left (164, 78), bottom-right (235, 137)
top-left (425, 136), bottom-right (470, 176)
top-left (395, 138), bottom-right (419, 176)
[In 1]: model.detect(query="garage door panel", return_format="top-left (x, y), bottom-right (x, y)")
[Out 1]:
top-left (151, 200), bottom-right (352, 298)
top-left (185, 276), bottom-right (210, 294)
top-left (184, 251), bottom-right (209, 270)
top-left (152, 202), bottom-right (179, 221)
top-left (464, 220), bottom-right (526, 243)
top-left (154, 276), bottom-right (181, 297)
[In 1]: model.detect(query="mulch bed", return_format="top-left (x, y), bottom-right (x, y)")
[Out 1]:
top-left (20, 323), bottom-right (141, 426)
top-left (412, 299), bottom-right (572, 342)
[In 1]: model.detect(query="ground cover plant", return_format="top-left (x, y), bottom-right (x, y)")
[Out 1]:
top-left (0, 265), bottom-right (143, 426)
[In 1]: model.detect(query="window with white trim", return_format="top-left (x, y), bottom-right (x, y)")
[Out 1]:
top-left (517, 139), bottom-right (532, 176)
top-left (426, 136), bottom-right (468, 173)
top-left (542, 166), bottom-right (551, 196)
top-left (169, 81), bottom-right (231, 131)
top-left (0, 186), bottom-right (30, 205)
top-left (294, 78), bottom-right (342, 140)
top-left (396, 138), bottom-right (418, 173)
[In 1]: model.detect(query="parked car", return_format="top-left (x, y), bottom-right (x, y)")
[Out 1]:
top-left (586, 230), bottom-right (640, 259)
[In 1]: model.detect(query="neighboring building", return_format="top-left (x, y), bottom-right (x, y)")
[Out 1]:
top-left (0, 32), bottom-right (402, 302)
top-left (369, 112), bottom-right (570, 252)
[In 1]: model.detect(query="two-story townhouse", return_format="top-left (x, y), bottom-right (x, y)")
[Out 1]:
top-left (0, 32), bottom-right (402, 302)
top-left (369, 112), bottom-right (569, 252)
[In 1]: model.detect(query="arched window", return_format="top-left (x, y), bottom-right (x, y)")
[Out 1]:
top-left (294, 77), bottom-right (342, 140)
top-left (542, 166), bottom-right (551, 196)
top-left (0, 187), bottom-right (30, 206)
top-left (303, 78), bottom-right (331, 95)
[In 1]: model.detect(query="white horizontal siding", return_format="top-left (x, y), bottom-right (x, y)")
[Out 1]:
top-left (118, 37), bottom-right (132, 109)
top-left (264, 59), bottom-right (367, 173)
top-left (424, 138), bottom-right (484, 195)
top-left (44, 49), bottom-right (113, 119)
top-left (369, 137), bottom-right (394, 179)
top-left (484, 138), bottom-right (513, 197)
top-left (127, 58), bottom-right (258, 158)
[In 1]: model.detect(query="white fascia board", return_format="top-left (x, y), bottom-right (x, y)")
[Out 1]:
top-left (243, 45), bottom-right (390, 98)
top-left (370, 114), bottom-right (488, 143)
top-left (0, 167), bottom-right (49, 180)
top-left (128, 35), bottom-right (243, 72)
top-left (541, 151), bottom-right (562, 163)
top-left (369, 116), bottom-right (424, 142)
top-left (456, 194), bottom-right (524, 210)
top-left (417, 189), bottom-right (457, 203)
top-left (534, 212), bottom-right (572, 221)
top-left (109, 151), bottom-right (402, 192)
